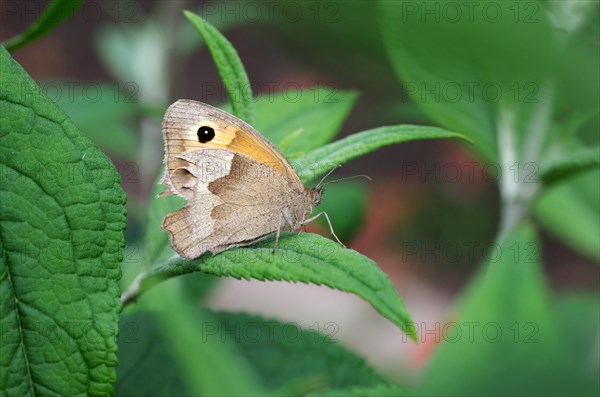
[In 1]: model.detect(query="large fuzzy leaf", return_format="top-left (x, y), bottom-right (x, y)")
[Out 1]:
top-left (0, 47), bottom-right (126, 396)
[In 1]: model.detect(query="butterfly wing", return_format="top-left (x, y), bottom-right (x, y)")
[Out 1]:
top-left (161, 99), bottom-right (302, 197)
top-left (162, 149), bottom-right (308, 259)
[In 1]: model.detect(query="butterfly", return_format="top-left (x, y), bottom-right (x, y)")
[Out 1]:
top-left (160, 99), bottom-right (341, 259)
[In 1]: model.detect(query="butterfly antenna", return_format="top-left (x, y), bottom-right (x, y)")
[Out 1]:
top-left (316, 165), bottom-right (341, 189)
top-left (320, 174), bottom-right (372, 187)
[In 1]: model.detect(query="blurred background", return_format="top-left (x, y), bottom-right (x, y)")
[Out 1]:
top-left (3, 0), bottom-right (599, 389)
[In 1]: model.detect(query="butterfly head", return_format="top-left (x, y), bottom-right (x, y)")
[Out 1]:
top-left (308, 186), bottom-right (324, 207)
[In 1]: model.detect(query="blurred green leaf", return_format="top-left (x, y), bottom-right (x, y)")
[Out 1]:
top-left (118, 285), bottom-right (262, 396)
top-left (1, 46), bottom-right (125, 396)
top-left (53, 82), bottom-right (139, 158)
top-left (175, 7), bottom-right (239, 57)
top-left (379, 0), bottom-right (560, 161)
top-left (253, 88), bottom-right (358, 155)
top-left (534, 170), bottom-right (600, 261)
top-left (3, 0), bottom-right (83, 51)
top-left (265, 1), bottom-right (398, 94)
top-left (143, 177), bottom-right (185, 267)
top-left (380, 0), bottom-right (599, 246)
top-left (95, 19), bottom-right (169, 99)
top-left (116, 312), bottom-right (189, 396)
top-left (122, 233), bottom-right (417, 341)
top-left (221, 87), bottom-right (358, 156)
top-left (310, 383), bottom-right (406, 397)
top-left (553, 293), bottom-right (600, 361)
top-left (540, 146), bottom-right (600, 186)
top-left (184, 11), bottom-right (255, 124)
top-left (215, 311), bottom-right (388, 392)
top-left (117, 309), bottom-right (393, 396)
top-left (415, 225), bottom-right (598, 396)
top-left (315, 181), bottom-right (368, 242)
top-left (543, 0), bottom-right (600, 35)
top-left (296, 125), bottom-right (468, 184)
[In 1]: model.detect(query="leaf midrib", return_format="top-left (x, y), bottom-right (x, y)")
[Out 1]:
top-left (1, 232), bottom-right (36, 397)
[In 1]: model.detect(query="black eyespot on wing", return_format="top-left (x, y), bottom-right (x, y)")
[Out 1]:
top-left (197, 126), bottom-right (215, 143)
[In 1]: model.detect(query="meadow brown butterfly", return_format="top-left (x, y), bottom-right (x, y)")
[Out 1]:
top-left (160, 99), bottom-right (340, 259)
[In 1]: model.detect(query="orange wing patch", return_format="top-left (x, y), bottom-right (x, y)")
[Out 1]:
top-left (162, 100), bottom-right (295, 181)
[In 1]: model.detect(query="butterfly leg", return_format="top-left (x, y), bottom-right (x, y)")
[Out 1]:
top-left (303, 212), bottom-right (344, 246)
top-left (272, 224), bottom-right (281, 255)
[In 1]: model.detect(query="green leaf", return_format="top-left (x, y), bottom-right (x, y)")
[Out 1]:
top-left (151, 282), bottom-right (262, 396)
top-left (553, 293), bottom-right (600, 360)
top-left (117, 309), bottom-right (390, 396)
top-left (253, 88), bottom-right (358, 155)
top-left (534, 170), bottom-right (600, 261)
top-left (220, 87), bottom-right (357, 156)
top-left (310, 383), bottom-right (406, 397)
top-left (296, 125), bottom-right (468, 184)
top-left (3, 0), bottom-right (83, 51)
top-left (215, 311), bottom-right (387, 393)
top-left (117, 293), bottom-right (262, 396)
top-left (116, 312), bottom-right (189, 397)
top-left (142, 178), bottom-right (184, 267)
top-left (0, 47), bottom-right (126, 396)
top-left (121, 233), bottom-right (417, 341)
top-left (184, 10), bottom-right (255, 124)
top-left (53, 82), bottom-right (140, 158)
top-left (540, 146), bottom-right (600, 186)
top-left (379, 0), bottom-right (561, 162)
top-left (415, 225), bottom-right (598, 396)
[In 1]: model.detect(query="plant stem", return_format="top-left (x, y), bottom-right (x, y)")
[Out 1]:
top-left (495, 106), bottom-right (541, 245)
top-left (495, 79), bottom-right (552, 244)
top-left (121, 256), bottom-right (196, 306)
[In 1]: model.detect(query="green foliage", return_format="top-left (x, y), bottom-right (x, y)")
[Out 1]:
top-left (413, 225), bottom-right (598, 396)
top-left (3, 0), bottom-right (83, 51)
top-left (380, 0), bottom-right (559, 161)
top-left (143, 281), bottom-right (262, 396)
top-left (142, 180), bottom-right (184, 267)
top-left (380, 0), bottom-right (599, 254)
top-left (184, 10), bottom-right (255, 124)
top-left (0, 47), bottom-right (126, 396)
top-left (253, 88), bottom-right (359, 156)
top-left (128, 14), bottom-right (468, 342)
top-left (534, 171), bottom-right (600, 261)
top-left (117, 308), bottom-right (395, 396)
top-left (297, 125), bottom-right (468, 184)
top-left (310, 383), bottom-right (406, 397)
top-left (3, 3), bottom-right (598, 397)
top-left (214, 311), bottom-right (387, 392)
top-left (54, 82), bottom-right (140, 158)
top-left (123, 233), bottom-right (417, 340)
top-left (539, 146), bottom-right (600, 186)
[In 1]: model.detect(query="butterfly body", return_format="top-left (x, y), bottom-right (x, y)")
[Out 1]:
top-left (160, 100), bottom-right (323, 259)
